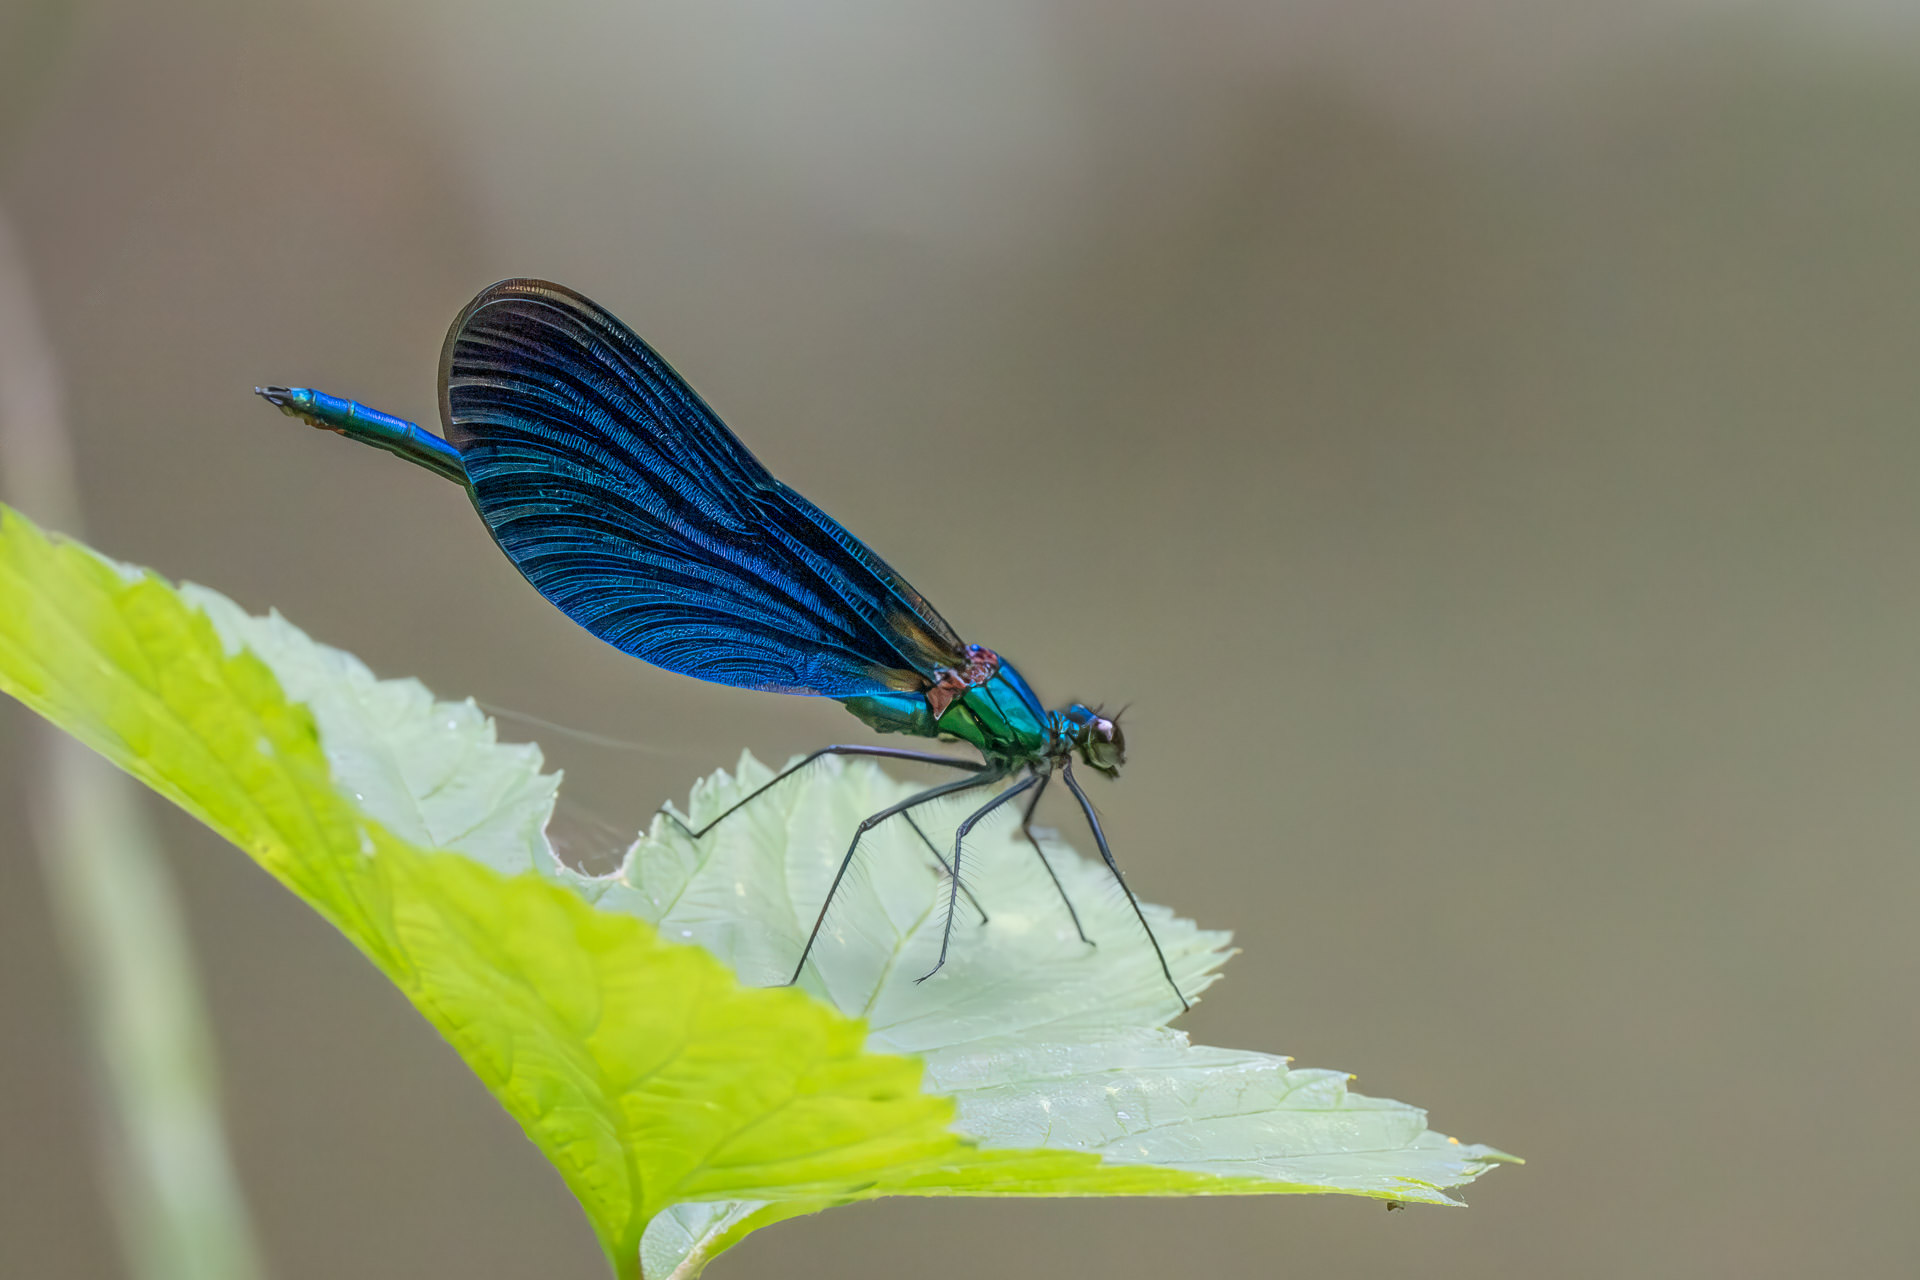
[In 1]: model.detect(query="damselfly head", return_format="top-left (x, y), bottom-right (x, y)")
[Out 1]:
top-left (1063, 703), bottom-right (1126, 775)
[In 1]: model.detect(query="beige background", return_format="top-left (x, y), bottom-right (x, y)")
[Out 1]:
top-left (5, 2), bottom-right (1919, 1276)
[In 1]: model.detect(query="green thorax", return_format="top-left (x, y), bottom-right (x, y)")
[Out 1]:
top-left (840, 661), bottom-right (1053, 762)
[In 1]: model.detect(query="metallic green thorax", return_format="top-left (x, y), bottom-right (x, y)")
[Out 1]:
top-left (842, 664), bottom-right (1053, 761)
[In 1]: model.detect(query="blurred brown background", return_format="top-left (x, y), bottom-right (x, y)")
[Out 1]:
top-left (5, 1), bottom-right (1919, 1276)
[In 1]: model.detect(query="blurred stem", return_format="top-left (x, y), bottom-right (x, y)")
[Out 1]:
top-left (0, 208), bottom-right (267, 1280)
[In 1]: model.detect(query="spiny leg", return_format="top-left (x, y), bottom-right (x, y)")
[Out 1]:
top-left (655, 744), bottom-right (989, 923)
top-left (905, 812), bottom-right (989, 925)
top-left (789, 766), bottom-right (1005, 987)
top-left (1016, 770), bottom-right (1094, 946)
top-left (660, 744), bottom-right (985, 840)
top-left (1060, 760), bottom-right (1190, 1012)
top-left (918, 774), bottom-right (1040, 984)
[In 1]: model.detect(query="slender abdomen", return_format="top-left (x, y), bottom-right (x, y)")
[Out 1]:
top-left (255, 387), bottom-right (467, 485)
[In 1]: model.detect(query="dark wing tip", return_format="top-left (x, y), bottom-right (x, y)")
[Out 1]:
top-left (437, 278), bottom-right (612, 440)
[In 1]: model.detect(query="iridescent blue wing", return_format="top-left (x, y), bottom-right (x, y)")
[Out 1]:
top-left (436, 278), bottom-right (968, 698)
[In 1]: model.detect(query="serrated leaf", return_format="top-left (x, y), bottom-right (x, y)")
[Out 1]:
top-left (0, 506), bottom-right (1515, 1280)
top-left (179, 587), bottom-right (558, 877)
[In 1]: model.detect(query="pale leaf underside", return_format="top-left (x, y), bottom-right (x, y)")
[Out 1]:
top-left (0, 509), bottom-right (1514, 1280)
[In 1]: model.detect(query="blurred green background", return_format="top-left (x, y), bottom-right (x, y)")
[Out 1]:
top-left (4, 2), bottom-right (1919, 1276)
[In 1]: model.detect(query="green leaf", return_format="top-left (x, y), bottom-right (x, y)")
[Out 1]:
top-left (0, 506), bottom-right (1515, 1280)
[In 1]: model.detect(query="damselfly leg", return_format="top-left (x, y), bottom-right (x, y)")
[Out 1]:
top-left (1060, 759), bottom-right (1188, 1011)
top-left (918, 774), bottom-right (1039, 984)
top-left (1014, 769), bottom-right (1095, 946)
top-left (789, 765), bottom-right (1007, 986)
top-left (659, 744), bottom-right (991, 923)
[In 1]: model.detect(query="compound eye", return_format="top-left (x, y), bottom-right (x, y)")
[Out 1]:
top-left (1083, 715), bottom-right (1126, 771)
